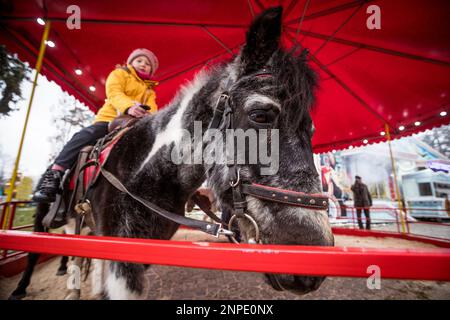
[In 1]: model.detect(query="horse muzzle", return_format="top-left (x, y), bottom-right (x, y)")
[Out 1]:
top-left (265, 273), bottom-right (325, 295)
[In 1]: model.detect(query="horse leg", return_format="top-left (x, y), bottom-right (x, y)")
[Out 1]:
top-left (53, 229), bottom-right (69, 276)
top-left (103, 261), bottom-right (149, 300)
top-left (56, 255), bottom-right (69, 276)
top-left (63, 219), bottom-right (91, 300)
top-left (91, 259), bottom-right (104, 298)
top-left (8, 203), bottom-right (49, 300)
top-left (64, 256), bottom-right (82, 300)
top-left (8, 252), bottom-right (41, 300)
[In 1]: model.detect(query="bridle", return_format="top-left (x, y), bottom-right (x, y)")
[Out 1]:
top-left (209, 68), bottom-right (330, 292)
top-left (208, 68), bottom-right (329, 244)
top-left (97, 68), bottom-right (328, 244)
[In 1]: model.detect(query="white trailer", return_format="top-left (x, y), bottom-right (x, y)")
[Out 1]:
top-left (401, 170), bottom-right (450, 220)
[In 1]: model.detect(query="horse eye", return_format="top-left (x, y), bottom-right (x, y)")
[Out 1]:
top-left (250, 112), bottom-right (267, 123)
top-left (248, 109), bottom-right (276, 124)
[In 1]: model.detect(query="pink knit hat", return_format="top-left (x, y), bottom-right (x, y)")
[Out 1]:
top-left (127, 48), bottom-right (159, 76)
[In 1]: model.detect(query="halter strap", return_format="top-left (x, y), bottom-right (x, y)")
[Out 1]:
top-left (242, 183), bottom-right (329, 210)
top-left (209, 67), bottom-right (329, 216)
top-left (209, 67), bottom-right (275, 131)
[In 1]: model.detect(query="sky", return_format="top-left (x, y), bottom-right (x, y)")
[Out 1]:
top-left (0, 71), bottom-right (93, 181)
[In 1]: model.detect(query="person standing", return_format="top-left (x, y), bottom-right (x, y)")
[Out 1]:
top-left (351, 175), bottom-right (372, 230)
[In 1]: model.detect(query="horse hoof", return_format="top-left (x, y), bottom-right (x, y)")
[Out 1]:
top-left (8, 292), bottom-right (26, 300)
top-left (56, 268), bottom-right (67, 276)
top-left (64, 290), bottom-right (80, 300)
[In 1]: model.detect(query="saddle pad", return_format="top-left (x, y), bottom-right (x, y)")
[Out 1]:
top-left (68, 127), bottom-right (129, 191)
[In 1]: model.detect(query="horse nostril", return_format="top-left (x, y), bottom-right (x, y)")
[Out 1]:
top-left (265, 274), bottom-right (325, 295)
top-left (265, 274), bottom-right (285, 291)
top-left (294, 275), bottom-right (325, 292)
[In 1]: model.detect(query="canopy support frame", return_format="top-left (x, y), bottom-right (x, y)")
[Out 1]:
top-left (3, 21), bottom-right (51, 229)
top-left (385, 123), bottom-right (408, 233)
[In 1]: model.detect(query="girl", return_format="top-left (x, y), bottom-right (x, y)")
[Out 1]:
top-left (33, 48), bottom-right (159, 202)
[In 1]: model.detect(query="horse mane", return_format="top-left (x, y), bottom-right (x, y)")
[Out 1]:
top-left (271, 47), bottom-right (317, 137)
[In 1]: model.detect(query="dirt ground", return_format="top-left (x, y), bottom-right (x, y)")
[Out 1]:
top-left (1, 230), bottom-right (449, 300)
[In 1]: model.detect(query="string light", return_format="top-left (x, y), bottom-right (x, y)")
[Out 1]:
top-left (75, 69), bottom-right (83, 75)
top-left (440, 111), bottom-right (447, 117)
top-left (45, 40), bottom-right (55, 48)
top-left (36, 18), bottom-right (45, 25)
top-left (89, 85), bottom-right (96, 92)
top-left (363, 139), bottom-right (368, 144)
top-left (399, 125), bottom-right (405, 131)
top-left (414, 121), bottom-right (421, 126)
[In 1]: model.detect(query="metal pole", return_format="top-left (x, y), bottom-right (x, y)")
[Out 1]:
top-left (2, 21), bottom-right (51, 229)
top-left (385, 123), bottom-right (407, 233)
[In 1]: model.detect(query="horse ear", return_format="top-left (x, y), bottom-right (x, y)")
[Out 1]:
top-left (240, 6), bottom-right (283, 73)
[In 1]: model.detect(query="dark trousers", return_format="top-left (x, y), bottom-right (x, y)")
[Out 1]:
top-left (356, 208), bottom-right (371, 230)
top-left (338, 200), bottom-right (347, 217)
top-left (54, 122), bottom-right (109, 169)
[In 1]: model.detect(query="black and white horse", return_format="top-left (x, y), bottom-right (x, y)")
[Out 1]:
top-left (11, 7), bottom-right (334, 300)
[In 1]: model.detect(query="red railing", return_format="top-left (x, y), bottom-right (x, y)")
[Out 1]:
top-left (1, 201), bottom-right (450, 281)
top-left (0, 200), bottom-right (35, 260)
top-left (333, 205), bottom-right (450, 240)
top-left (0, 200), bottom-right (34, 230)
top-left (1, 230), bottom-right (450, 281)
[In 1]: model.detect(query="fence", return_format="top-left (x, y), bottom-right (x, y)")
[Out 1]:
top-left (0, 200), bottom-right (35, 260)
top-left (1, 201), bottom-right (450, 281)
top-left (333, 205), bottom-right (450, 240)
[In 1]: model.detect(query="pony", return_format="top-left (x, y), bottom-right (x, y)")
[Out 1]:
top-left (10, 6), bottom-right (334, 300)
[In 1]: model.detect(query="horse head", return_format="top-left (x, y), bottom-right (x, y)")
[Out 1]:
top-left (205, 7), bottom-right (334, 295)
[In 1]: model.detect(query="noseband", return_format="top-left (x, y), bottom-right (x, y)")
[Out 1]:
top-left (209, 68), bottom-right (329, 243)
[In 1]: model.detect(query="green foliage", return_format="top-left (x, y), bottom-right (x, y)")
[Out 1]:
top-left (16, 176), bottom-right (34, 200)
top-left (13, 206), bottom-right (36, 229)
top-left (0, 45), bottom-right (31, 116)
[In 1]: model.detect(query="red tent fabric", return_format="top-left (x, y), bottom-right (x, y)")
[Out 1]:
top-left (1, 0), bottom-right (449, 152)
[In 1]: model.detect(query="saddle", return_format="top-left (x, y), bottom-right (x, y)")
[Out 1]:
top-left (43, 116), bottom-right (138, 229)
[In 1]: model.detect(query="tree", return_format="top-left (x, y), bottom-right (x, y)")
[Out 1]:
top-left (0, 45), bottom-right (31, 116)
top-left (0, 148), bottom-right (5, 196)
top-left (419, 125), bottom-right (450, 159)
top-left (15, 176), bottom-right (33, 200)
top-left (47, 93), bottom-right (94, 163)
top-left (0, 145), bottom-right (13, 196)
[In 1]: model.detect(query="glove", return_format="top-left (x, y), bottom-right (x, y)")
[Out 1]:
top-left (139, 104), bottom-right (151, 111)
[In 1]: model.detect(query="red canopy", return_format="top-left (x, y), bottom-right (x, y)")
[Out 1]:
top-left (1, 0), bottom-right (449, 153)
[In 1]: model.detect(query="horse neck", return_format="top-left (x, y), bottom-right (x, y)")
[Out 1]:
top-left (176, 69), bottom-right (227, 135)
top-left (130, 68), bottom-right (225, 199)
top-left (170, 69), bottom-right (227, 187)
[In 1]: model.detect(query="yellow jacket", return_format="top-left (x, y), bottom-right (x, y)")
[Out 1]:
top-left (94, 64), bottom-right (158, 123)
